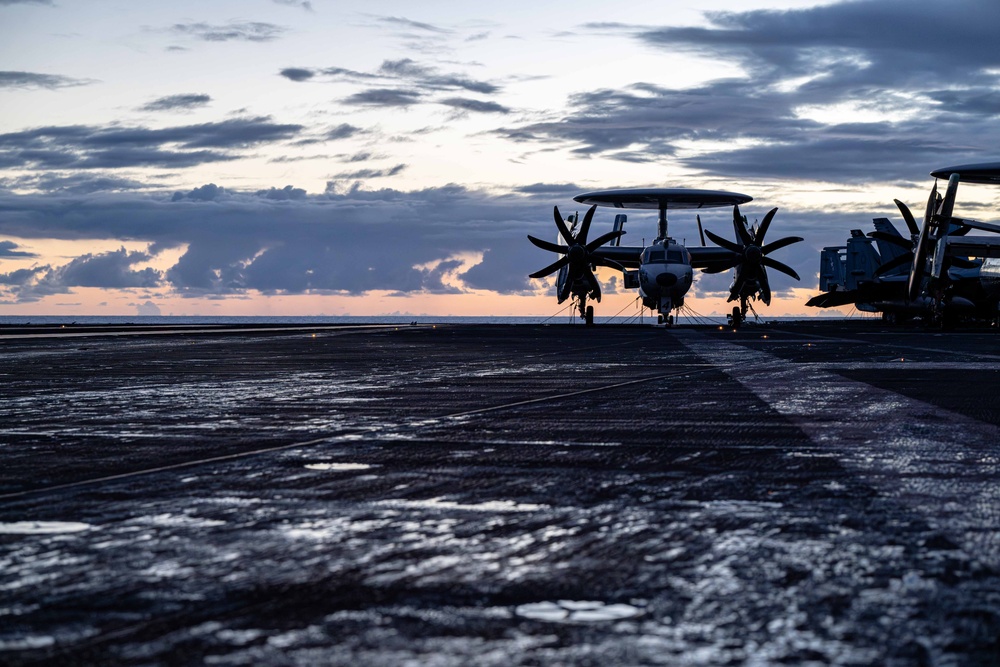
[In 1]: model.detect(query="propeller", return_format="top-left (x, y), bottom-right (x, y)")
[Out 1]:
top-left (527, 204), bottom-right (624, 303)
top-left (877, 181), bottom-right (977, 298)
top-left (703, 205), bottom-right (803, 306)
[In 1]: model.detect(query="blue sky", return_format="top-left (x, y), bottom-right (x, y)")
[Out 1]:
top-left (2, 0), bottom-right (999, 316)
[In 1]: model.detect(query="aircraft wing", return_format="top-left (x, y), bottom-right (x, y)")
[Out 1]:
top-left (688, 246), bottom-right (740, 269)
top-left (940, 235), bottom-right (1000, 259)
top-left (589, 245), bottom-right (741, 270)
top-left (591, 245), bottom-right (643, 269)
top-left (806, 279), bottom-right (905, 308)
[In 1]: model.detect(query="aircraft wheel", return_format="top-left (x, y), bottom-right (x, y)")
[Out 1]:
top-left (585, 305), bottom-right (594, 326)
top-left (658, 314), bottom-right (664, 325)
top-left (731, 306), bottom-right (742, 330)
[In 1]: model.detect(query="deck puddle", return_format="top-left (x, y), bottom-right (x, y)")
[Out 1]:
top-left (515, 600), bottom-right (643, 623)
top-left (304, 462), bottom-right (374, 471)
top-left (0, 521), bottom-right (91, 535)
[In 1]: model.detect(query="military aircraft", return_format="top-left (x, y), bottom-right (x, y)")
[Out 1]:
top-left (807, 162), bottom-right (1000, 326)
top-left (527, 188), bottom-right (803, 327)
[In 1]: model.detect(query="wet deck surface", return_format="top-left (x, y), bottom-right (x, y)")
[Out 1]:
top-left (2, 321), bottom-right (1000, 665)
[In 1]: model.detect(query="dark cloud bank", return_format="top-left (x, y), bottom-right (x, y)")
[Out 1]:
top-left (0, 116), bottom-right (302, 170)
top-left (0, 183), bottom-right (828, 304)
top-left (504, 0), bottom-right (1000, 184)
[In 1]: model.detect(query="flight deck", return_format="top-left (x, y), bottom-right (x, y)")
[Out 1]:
top-left (1, 321), bottom-right (999, 665)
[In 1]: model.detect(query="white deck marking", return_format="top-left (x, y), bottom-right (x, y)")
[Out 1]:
top-left (676, 330), bottom-right (1000, 566)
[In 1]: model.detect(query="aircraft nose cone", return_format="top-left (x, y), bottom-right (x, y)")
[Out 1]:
top-left (656, 272), bottom-right (678, 287)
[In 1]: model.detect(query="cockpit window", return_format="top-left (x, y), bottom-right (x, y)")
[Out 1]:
top-left (667, 249), bottom-right (684, 263)
top-left (648, 250), bottom-right (665, 262)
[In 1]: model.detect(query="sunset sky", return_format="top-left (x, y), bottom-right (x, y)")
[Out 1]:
top-left (2, 0), bottom-right (1000, 318)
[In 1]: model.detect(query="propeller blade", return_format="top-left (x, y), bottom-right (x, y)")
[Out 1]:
top-left (529, 256), bottom-right (570, 279)
top-left (697, 215), bottom-right (706, 246)
top-left (761, 256), bottom-right (800, 281)
top-left (755, 208), bottom-right (778, 245)
top-left (705, 229), bottom-right (743, 254)
top-left (527, 235), bottom-right (566, 254)
top-left (938, 173), bottom-right (959, 221)
top-left (557, 272), bottom-right (574, 303)
top-left (577, 205), bottom-right (597, 246)
top-left (922, 182), bottom-right (938, 230)
top-left (585, 230), bottom-right (625, 252)
top-left (759, 266), bottom-right (772, 305)
top-left (584, 267), bottom-right (601, 302)
top-left (894, 199), bottom-right (919, 236)
top-left (760, 235), bottom-right (803, 255)
top-left (873, 253), bottom-right (914, 277)
top-left (553, 205), bottom-right (575, 246)
top-left (868, 231), bottom-right (912, 249)
top-left (701, 257), bottom-right (742, 273)
top-left (910, 183), bottom-right (938, 301)
top-left (733, 205), bottom-right (752, 247)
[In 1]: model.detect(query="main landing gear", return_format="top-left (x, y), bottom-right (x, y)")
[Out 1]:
top-left (657, 314), bottom-right (675, 326)
top-left (730, 305), bottom-right (743, 330)
top-left (575, 296), bottom-right (595, 326)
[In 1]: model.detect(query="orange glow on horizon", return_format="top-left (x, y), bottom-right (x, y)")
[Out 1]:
top-left (0, 283), bottom-right (847, 319)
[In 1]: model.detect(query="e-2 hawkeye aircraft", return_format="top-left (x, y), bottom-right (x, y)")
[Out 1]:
top-left (807, 162), bottom-right (1000, 326)
top-left (527, 188), bottom-right (803, 327)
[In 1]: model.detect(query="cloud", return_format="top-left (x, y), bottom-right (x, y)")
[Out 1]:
top-left (0, 266), bottom-right (51, 303)
top-left (53, 247), bottom-right (161, 288)
top-left (170, 21), bottom-right (286, 43)
top-left (0, 185), bottom-right (555, 300)
top-left (378, 58), bottom-right (498, 94)
top-left (172, 183), bottom-right (227, 201)
top-left (140, 94), bottom-right (211, 112)
top-left (0, 247), bottom-right (160, 302)
top-left (500, 0), bottom-right (1000, 184)
top-left (514, 183), bottom-right (582, 197)
top-left (0, 0), bottom-right (54, 5)
top-left (440, 98), bottom-right (510, 114)
top-left (280, 58), bottom-right (502, 110)
top-left (377, 16), bottom-right (450, 35)
top-left (0, 240), bottom-right (36, 257)
top-left (0, 116), bottom-right (301, 170)
top-left (0, 180), bottom-right (833, 306)
top-left (329, 164), bottom-right (407, 180)
top-left (256, 185), bottom-right (307, 200)
top-left (279, 67), bottom-right (315, 82)
top-left (343, 88), bottom-right (422, 107)
top-left (5, 173), bottom-right (147, 194)
top-left (272, 0), bottom-right (312, 10)
top-left (327, 123), bottom-right (363, 140)
top-left (0, 71), bottom-right (94, 89)
top-left (136, 300), bottom-right (161, 316)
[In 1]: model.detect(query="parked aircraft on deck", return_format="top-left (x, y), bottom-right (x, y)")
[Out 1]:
top-left (807, 162), bottom-right (1000, 326)
top-left (527, 188), bottom-right (803, 327)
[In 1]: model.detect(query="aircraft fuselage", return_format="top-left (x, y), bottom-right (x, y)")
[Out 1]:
top-left (638, 238), bottom-right (693, 316)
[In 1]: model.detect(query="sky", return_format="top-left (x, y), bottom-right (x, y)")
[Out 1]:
top-left (2, 0), bottom-right (1000, 318)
